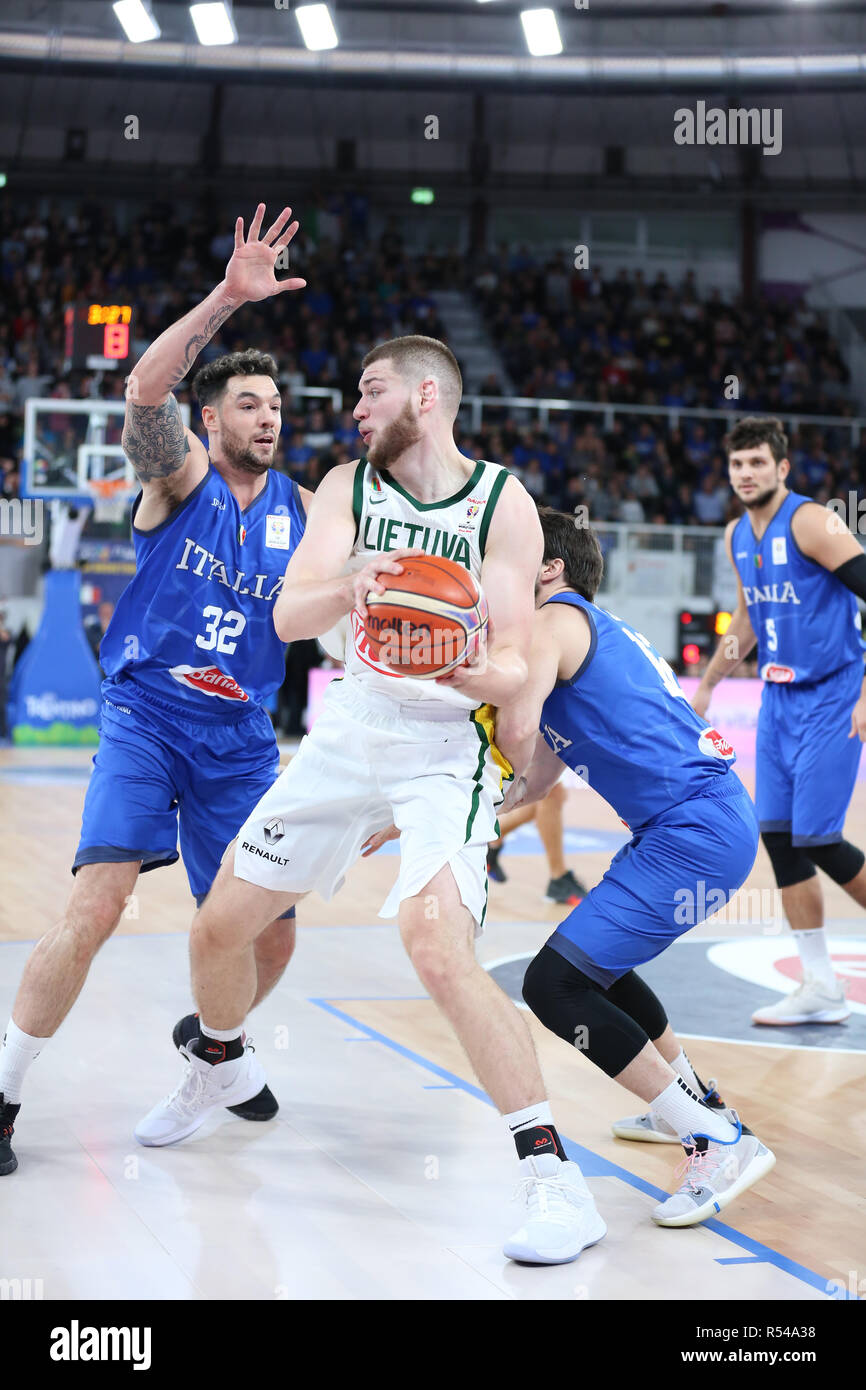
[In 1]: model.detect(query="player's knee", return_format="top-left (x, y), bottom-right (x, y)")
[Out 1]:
top-left (404, 929), bottom-right (471, 996)
top-left (761, 831), bottom-right (816, 888)
top-left (66, 874), bottom-right (133, 950)
top-left (523, 945), bottom-right (648, 1076)
top-left (805, 839), bottom-right (865, 886)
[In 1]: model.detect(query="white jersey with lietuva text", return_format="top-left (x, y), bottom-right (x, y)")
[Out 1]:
top-left (342, 457), bottom-right (510, 708)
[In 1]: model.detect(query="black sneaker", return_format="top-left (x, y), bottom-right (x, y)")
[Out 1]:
top-left (487, 846), bottom-right (507, 883)
top-left (172, 1014), bottom-right (278, 1121)
top-left (0, 1093), bottom-right (20, 1176)
top-left (544, 870), bottom-right (587, 905)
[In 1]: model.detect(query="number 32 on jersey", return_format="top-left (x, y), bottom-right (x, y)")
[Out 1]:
top-left (196, 605), bottom-right (246, 655)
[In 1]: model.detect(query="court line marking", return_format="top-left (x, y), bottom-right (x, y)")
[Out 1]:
top-left (311, 996), bottom-right (855, 1300)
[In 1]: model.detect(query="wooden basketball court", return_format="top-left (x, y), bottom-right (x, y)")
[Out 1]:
top-left (1, 745), bottom-right (864, 1301)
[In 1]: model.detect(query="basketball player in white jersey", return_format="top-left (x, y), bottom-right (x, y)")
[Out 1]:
top-left (136, 335), bottom-right (608, 1265)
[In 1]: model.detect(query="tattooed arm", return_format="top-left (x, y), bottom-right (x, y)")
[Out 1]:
top-left (126, 203), bottom-right (306, 528)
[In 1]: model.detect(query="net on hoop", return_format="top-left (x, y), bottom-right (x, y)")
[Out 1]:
top-left (87, 476), bottom-right (131, 525)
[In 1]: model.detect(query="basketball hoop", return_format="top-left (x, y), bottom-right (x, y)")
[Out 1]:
top-left (87, 476), bottom-right (131, 525)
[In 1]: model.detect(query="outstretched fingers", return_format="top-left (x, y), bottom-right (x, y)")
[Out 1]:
top-left (263, 206), bottom-right (294, 246)
top-left (247, 202), bottom-right (266, 242)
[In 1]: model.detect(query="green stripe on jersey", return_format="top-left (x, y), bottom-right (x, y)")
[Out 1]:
top-left (478, 468), bottom-right (510, 556)
top-left (352, 459), bottom-right (366, 543)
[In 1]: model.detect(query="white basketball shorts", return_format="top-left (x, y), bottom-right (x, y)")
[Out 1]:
top-left (232, 674), bottom-right (512, 929)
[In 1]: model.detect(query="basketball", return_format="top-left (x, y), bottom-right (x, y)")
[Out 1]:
top-left (363, 555), bottom-right (488, 678)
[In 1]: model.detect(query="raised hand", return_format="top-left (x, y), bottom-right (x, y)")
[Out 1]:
top-left (223, 203), bottom-right (307, 304)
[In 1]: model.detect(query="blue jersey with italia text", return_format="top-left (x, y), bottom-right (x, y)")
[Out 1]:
top-left (539, 592), bottom-right (736, 830)
top-left (99, 464), bottom-right (305, 713)
top-left (731, 491), bottom-right (863, 685)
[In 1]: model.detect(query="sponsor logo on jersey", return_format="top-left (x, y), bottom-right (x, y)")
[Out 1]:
top-left (369, 473), bottom-right (386, 503)
top-left (264, 817), bottom-right (285, 844)
top-left (241, 839), bottom-right (290, 866)
top-left (742, 580), bottom-right (801, 605)
top-left (771, 536), bottom-right (787, 565)
top-left (760, 662), bottom-right (795, 683)
top-left (169, 664), bottom-right (250, 700)
top-left (265, 514), bottom-right (292, 550)
top-left (465, 502), bottom-right (481, 520)
top-left (698, 726), bottom-right (736, 759)
top-left (211, 497), bottom-right (226, 510)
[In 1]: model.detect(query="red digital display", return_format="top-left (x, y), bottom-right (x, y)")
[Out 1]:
top-left (104, 323), bottom-right (130, 358)
top-left (65, 303), bottom-right (135, 369)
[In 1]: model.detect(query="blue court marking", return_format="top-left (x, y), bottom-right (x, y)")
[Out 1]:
top-left (310, 996), bottom-right (856, 1300)
top-left (716, 1256), bottom-right (766, 1266)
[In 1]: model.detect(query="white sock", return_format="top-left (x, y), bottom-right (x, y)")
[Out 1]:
top-left (0, 1019), bottom-right (51, 1105)
top-left (503, 1100), bottom-right (555, 1135)
top-left (199, 1021), bottom-right (243, 1043)
top-left (793, 928), bottom-right (837, 992)
top-left (651, 1076), bottom-right (737, 1144)
top-left (669, 1048), bottom-right (704, 1096)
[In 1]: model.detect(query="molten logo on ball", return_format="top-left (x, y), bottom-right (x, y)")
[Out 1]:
top-left (362, 554), bottom-right (488, 679)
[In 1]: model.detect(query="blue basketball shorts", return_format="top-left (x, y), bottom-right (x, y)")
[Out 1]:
top-left (756, 659), bottom-right (864, 846)
top-left (547, 774), bottom-right (759, 988)
top-left (73, 678), bottom-right (288, 907)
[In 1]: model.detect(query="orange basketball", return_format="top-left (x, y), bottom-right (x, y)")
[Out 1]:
top-left (363, 555), bottom-right (488, 678)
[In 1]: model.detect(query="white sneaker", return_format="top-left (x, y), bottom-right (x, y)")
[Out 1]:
top-left (611, 1110), bottom-right (681, 1143)
top-left (503, 1158), bottom-right (607, 1265)
top-left (751, 974), bottom-right (849, 1026)
top-left (612, 1079), bottom-right (736, 1144)
top-left (135, 1042), bottom-right (268, 1147)
top-left (652, 1115), bottom-right (776, 1228)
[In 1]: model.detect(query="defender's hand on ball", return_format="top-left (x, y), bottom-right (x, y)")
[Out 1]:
top-left (354, 549), bottom-right (424, 620)
top-left (434, 625), bottom-right (488, 691)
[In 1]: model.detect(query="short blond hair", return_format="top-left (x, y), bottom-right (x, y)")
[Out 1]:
top-left (362, 335), bottom-right (463, 420)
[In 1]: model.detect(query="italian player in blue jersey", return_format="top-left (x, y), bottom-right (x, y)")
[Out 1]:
top-left (0, 203), bottom-right (310, 1176)
top-left (495, 508), bottom-right (776, 1228)
top-left (693, 416), bottom-right (866, 1026)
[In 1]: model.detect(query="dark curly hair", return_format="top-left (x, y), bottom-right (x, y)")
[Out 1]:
top-left (723, 416), bottom-right (789, 463)
top-left (191, 350), bottom-right (279, 408)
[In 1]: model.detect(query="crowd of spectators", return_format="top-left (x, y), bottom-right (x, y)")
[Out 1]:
top-left (1, 199), bottom-right (864, 525)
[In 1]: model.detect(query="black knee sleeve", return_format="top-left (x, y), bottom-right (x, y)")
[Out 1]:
top-left (605, 970), bottom-right (669, 1042)
top-left (805, 839), bottom-right (865, 886)
top-left (522, 945), bottom-right (650, 1078)
top-left (762, 830), bottom-right (816, 888)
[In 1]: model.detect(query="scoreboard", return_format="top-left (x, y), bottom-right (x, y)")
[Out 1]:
top-left (64, 303), bottom-right (135, 370)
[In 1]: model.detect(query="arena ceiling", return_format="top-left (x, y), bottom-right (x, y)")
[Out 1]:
top-left (0, 1), bottom-right (863, 201)
top-left (1, 1), bottom-right (865, 86)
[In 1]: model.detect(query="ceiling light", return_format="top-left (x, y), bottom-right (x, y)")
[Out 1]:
top-left (189, 2), bottom-right (237, 46)
top-left (520, 10), bottom-right (563, 58)
top-left (295, 5), bottom-right (339, 51)
top-left (112, 0), bottom-right (160, 42)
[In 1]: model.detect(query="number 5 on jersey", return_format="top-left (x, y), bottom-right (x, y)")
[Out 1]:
top-left (196, 605), bottom-right (246, 655)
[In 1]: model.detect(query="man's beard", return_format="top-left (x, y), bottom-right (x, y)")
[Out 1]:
top-left (739, 484), bottom-right (779, 511)
top-left (220, 422), bottom-right (275, 475)
top-left (367, 400), bottom-right (423, 469)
